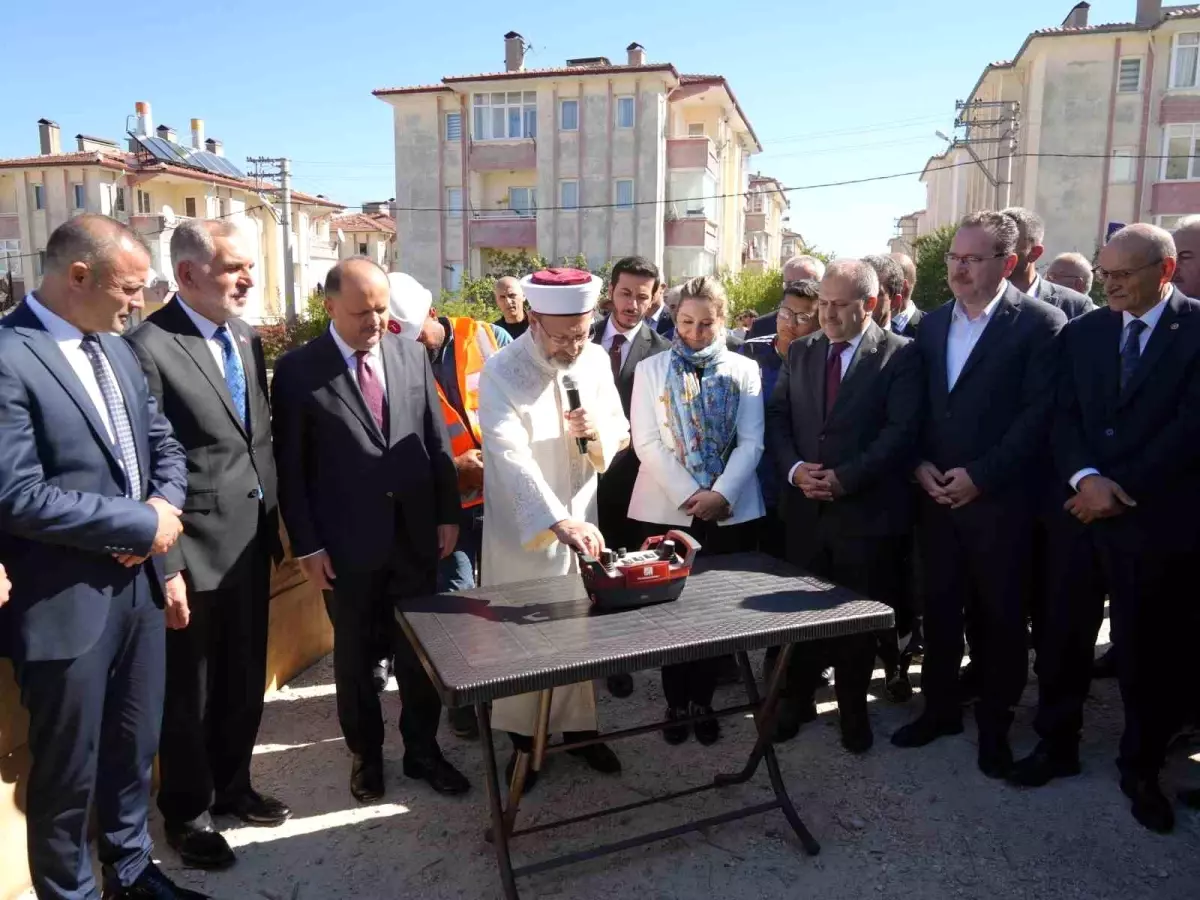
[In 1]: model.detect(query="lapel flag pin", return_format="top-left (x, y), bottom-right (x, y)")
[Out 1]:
top-left (1171, 322), bottom-right (1180, 330)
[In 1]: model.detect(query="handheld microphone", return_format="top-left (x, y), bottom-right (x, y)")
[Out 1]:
top-left (562, 375), bottom-right (588, 455)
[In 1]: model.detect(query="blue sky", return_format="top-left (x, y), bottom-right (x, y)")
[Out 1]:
top-left (0, 1), bottom-right (1138, 257)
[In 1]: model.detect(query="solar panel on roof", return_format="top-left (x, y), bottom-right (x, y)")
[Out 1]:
top-left (131, 135), bottom-right (245, 180)
top-left (139, 136), bottom-right (191, 166)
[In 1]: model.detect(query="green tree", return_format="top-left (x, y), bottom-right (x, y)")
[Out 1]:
top-left (911, 225), bottom-right (955, 312)
top-left (719, 267), bottom-right (784, 318)
top-left (1088, 246), bottom-right (1107, 307)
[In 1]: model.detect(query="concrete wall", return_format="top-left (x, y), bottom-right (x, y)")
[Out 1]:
top-left (391, 94), bottom-right (444, 292)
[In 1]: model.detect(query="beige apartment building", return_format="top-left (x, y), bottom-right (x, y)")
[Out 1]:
top-left (743, 173), bottom-right (788, 272)
top-left (332, 201), bottom-right (397, 269)
top-left (373, 34), bottom-right (761, 291)
top-left (909, 1), bottom-right (1200, 262)
top-left (0, 102), bottom-right (343, 323)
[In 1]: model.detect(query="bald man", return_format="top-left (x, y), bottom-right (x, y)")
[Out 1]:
top-left (493, 276), bottom-right (529, 340)
top-left (1045, 252), bottom-right (1094, 297)
top-left (272, 257), bottom-right (469, 802)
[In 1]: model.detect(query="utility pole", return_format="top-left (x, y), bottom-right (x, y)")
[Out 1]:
top-left (941, 99), bottom-right (1021, 209)
top-left (246, 155), bottom-right (297, 327)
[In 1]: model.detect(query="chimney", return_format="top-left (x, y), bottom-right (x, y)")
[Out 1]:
top-left (504, 31), bottom-right (525, 72)
top-left (1062, 2), bottom-right (1089, 28)
top-left (627, 42), bottom-right (646, 66)
top-left (191, 118), bottom-right (205, 150)
top-left (135, 101), bottom-right (153, 136)
top-left (363, 201), bottom-right (387, 216)
top-left (205, 138), bottom-right (224, 157)
top-left (156, 123), bottom-right (176, 143)
top-left (1136, 0), bottom-right (1163, 26)
top-left (38, 119), bottom-right (61, 155)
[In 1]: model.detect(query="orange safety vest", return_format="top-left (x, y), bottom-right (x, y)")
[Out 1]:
top-left (436, 317), bottom-right (500, 509)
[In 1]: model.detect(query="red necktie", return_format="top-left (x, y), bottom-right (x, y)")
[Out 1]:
top-left (609, 333), bottom-right (626, 382)
top-left (355, 350), bottom-right (388, 437)
top-left (825, 342), bottom-right (849, 418)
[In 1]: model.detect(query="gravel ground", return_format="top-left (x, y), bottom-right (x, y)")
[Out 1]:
top-left (136, 640), bottom-right (1200, 900)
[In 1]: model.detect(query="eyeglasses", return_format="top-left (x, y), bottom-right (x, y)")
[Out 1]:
top-left (944, 253), bottom-right (1006, 267)
top-left (1092, 259), bottom-right (1163, 281)
top-left (776, 308), bottom-right (815, 325)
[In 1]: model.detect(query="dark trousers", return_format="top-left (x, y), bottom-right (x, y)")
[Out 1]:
top-left (323, 546), bottom-right (442, 761)
top-left (757, 506), bottom-right (787, 561)
top-left (16, 571), bottom-right (164, 899)
top-left (437, 504), bottom-right (483, 593)
top-left (918, 497), bottom-right (1032, 735)
top-left (157, 548), bottom-right (270, 825)
top-left (638, 517), bottom-right (759, 709)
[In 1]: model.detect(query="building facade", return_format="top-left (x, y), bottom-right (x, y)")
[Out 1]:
top-left (743, 174), bottom-right (788, 272)
top-left (332, 202), bottom-right (396, 270)
top-left (374, 35), bottom-right (761, 291)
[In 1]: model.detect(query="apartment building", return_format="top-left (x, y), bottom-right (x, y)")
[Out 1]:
top-left (0, 102), bottom-right (343, 323)
top-left (373, 34), bottom-right (761, 291)
top-left (909, 1), bottom-right (1200, 263)
top-left (743, 173), bottom-right (788, 271)
top-left (780, 228), bottom-right (806, 266)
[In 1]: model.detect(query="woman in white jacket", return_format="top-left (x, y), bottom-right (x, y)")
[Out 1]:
top-left (628, 275), bottom-right (765, 745)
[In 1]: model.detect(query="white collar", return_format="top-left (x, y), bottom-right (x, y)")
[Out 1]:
top-left (895, 300), bottom-right (918, 324)
top-left (1028, 274), bottom-right (1043, 299)
top-left (829, 328), bottom-right (867, 355)
top-left (953, 281), bottom-right (1007, 323)
top-left (24, 293), bottom-right (86, 341)
top-left (1122, 292), bottom-right (1171, 332)
top-left (645, 303), bottom-right (664, 324)
top-left (328, 324), bottom-right (382, 365)
top-left (603, 316), bottom-right (642, 344)
top-left (173, 295), bottom-right (223, 340)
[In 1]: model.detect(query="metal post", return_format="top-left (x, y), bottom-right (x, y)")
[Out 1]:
top-left (280, 158), bottom-right (296, 328)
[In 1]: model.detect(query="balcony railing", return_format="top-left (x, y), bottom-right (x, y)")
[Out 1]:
top-left (667, 136), bottom-right (719, 175)
top-left (469, 210), bottom-right (537, 248)
top-left (471, 208), bottom-right (537, 220)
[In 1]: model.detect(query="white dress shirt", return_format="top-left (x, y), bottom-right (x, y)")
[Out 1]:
top-left (1068, 294), bottom-right (1170, 490)
top-left (645, 303), bottom-right (667, 329)
top-left (892, 301), bottom-right (918, 333)
top-left (600, 317), bottom-right (643, 370)
top-left (786, 329), bottom-right (866, 485)
top-left (328, 324), bottom-right (387, 395)
top-left (24, 293), bottom-right (118, 444)
top-left (946, 282), bottom-right (1006, 391)
top-left (1028, 274), bottom-right (1045, 301)
top-left (175, 295), bottom-right (227, 375)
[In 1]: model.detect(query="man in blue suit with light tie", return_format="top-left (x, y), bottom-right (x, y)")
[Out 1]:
top-left (0, 215), bottom-right (200, 900)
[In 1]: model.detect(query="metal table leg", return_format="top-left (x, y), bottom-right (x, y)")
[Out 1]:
top-left (477, 701), bottom-right (520, 900)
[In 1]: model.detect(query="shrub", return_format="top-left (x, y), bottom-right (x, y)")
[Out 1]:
top-left (911, 226), bottom-right (954, 312)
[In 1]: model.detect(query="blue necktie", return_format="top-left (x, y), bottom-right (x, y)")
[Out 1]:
top-left (214, 326), bottom-right (248, 428)
top-left (1119, 319), bottom-right (1146, 393)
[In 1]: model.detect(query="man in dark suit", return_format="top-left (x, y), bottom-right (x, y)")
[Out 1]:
top-left (889, 251), bottom-right (924, 337)
top-left (768, 259), bottom-right (922, 752)
top-left (126, 220), bottom-right (288, 870)
top-left (643, 280), bottom-right (675, 337)
top-left (0, 215), bottom-right (200, 899)
top-left (892, 211), bottom-right (1067, 779)
top-left (271, 257), bottom-right (468, 802)
top-left (1003, 207), bottom-right (1096, 320)
top-left (1008, 224), bottom-right (1200, 833)
top-left (747, 255), bottom-right (827, 339)
top-left (594, 256), bottom-right (671, 698)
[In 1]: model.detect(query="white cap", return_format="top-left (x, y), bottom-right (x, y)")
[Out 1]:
top-left (520, 268), bottom-right (602, 315)
top-left (386, 272), bottom-right (433, 340)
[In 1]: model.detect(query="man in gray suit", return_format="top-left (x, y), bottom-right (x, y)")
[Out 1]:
top-left (1003, 207), bottom-right (1095, 319)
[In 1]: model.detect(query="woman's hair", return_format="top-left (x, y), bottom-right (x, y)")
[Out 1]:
top-left (677, 275), bottom-right (728, 321)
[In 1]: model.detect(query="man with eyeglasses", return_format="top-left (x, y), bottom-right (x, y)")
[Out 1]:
top-left (1009, 224), bottom-right (1200, 833)
top-left (1002, 207), bottom-right (1095, 320)
top-left (747, 255), bottom-right (827, 339)
top-left (892, 212), bottom-right (1066, 782)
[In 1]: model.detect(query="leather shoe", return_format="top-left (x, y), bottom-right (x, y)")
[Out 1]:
top-left (212, 790), bottom-right (291, 827)
top-left (977, 733), bottom-right (1014, 780)
top-left (504, 753), bottom-right (539, 794)
top-left (568, 742), bottom-right (622, 774)
top-left (350, 754), bottom-right (385, 802)
top-left (891, 713), bottom-right (963, 748)
top-left (772, 697), bottom-right (818, 743)
top-left (1007, 743), bottom-right (1081, 788)
top-left (606, 673), bottom-right (634, 698)
top-left (404, 753), bottom-right (470, 795)
top-left (103, 862), bottom-right (210, 898)
top-left (164, 819), bottom-right (235, 871)
top-left (663, 706), bottom-right (690, 745)
top-left (447, 705), bottom-right (480, 740)
top-left (692, 704), bottom-right (721, 746)
top-left (1121, 774), bottom-right (1175, 833)
top-left (840, 708), bottom-right (873, 754)
top-left (1092, 646), bottom-right (1117, 680)
top-left (884, 672), bottom-right (914, 703)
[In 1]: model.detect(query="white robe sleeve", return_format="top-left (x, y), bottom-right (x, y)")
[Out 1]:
top-left (585, 357), bottom-right (630, 475)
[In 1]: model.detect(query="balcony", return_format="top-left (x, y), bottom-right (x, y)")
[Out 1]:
top-left (745, 212), bottom-right (766, 233)
top-left (667, 136), bottom-right (718, 175)
top-left (665, 216), bottom-right (719, 253)
top-left (309, 238), bottom-right (338, 260)
top-left (469, 209), bottom-right (537, 249)
top-left (468, 141), bottom-right (537, 172)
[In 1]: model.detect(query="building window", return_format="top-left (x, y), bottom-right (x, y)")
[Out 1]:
top-left (1164, 124), bottom-right (1200, 180)
top-left (688, 123), bottom-right (705, 137)
top-left (219, 197), bottom-right (230, 218)
top-left (444, 262), bottom-right (463, 292)
top-left (136, 189), bottom-right (152, 215)
top-left (1118, 57), bottom-right (1143, 93)
top-left (447, 187), bottom-right (463, 218)
top-left (35, 251), bottom-right (46, 278)
top-left (445, 112), bottom-right (462, 142)
top-left (559, 180), bottom-right (579, 210)
top-left (0, 239), bottom-right (21, 278)
top-left (614, 179), bottom-right (634, 209)
top-left (560, 99), bottom-right (579, 132)
top-left (508, 187), bottom-right (536, 217)
top-left (32, 184), bottom-right (44, 210)
top-left (72, 183), bottom-right (85, 210)
top-left (472, 91), bottom-right (537, 141)
top-left (184, 197), bottom-right (197, 218)
top-left (357, 242), bottom-right (368, 256)
top-left (1172, 33), bottom-right (1200, 88)
top-left (616, 96), bottom-right (635, 129)
top-left (1109, 147), bottom-right (1136, 183)
top-left (114, 186), bottom-right (126, 213)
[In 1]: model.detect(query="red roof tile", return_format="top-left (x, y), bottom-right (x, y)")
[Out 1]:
top-left (375, 63), bottom-right (679, 95)
top-left (330, 212), bottom-right (395, 234)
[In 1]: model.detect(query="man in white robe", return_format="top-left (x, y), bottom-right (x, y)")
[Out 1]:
top-left (479, 268), bottom-right (629, 782)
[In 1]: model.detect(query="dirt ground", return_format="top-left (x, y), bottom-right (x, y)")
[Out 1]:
top-left (131, 638), bottom-right (1200, 900)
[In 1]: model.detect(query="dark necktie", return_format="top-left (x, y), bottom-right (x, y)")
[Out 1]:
top-left (609, 333), bottom-right (626, 382)
top-left (825, 341), bottom-right (849, 418)
top-left (354, 350), bottom-right (388, 437)
top-left (80, 334), bottom-right (143, 500)
top-left (891, 319), bottom-right (903, 335)
top-left (214, 325), bottom-right (248, 429)
top-left (1119, 319), bottom-right (1147, 392)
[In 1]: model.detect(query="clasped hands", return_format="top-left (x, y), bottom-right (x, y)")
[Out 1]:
top-left (112, 496), bottom-right (184, 568)
top-left (914, 461), bottom-right (980, 509)
top-left (792, 463), bottom-right (845, 502)
top-left (1064, 474), bottom-right (1136, 524)
top-left (684, 489), bottom-right (731, 521)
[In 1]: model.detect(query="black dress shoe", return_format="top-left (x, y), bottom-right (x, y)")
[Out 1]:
top-left (1007, 743), bottom-right (1081, 788)
top-left (772, 697), bottom-right (818, 743)
top-left (568, 742), bottom-right (622, 774)
top-left (404, 753), bottom-right (470, 795)
top-left (884, 673), bottom-right (914, 703)
top-left (447, 705), bottom-right (480, 740)
top-left (692, 705), bottom-right (721, 746)
top-left (663, 706), bottom-right (690, 745)
top-left (1121, 774), bottom-right (1175, 833)
top-left (105, 861), bottom-right (211, 898)
top-left (164, 819), bottom-right (235, 871)
top-left (840, 711), bottom-right (874, 755)
top-left (212, 790), bottom-right (291, 827)
top-left (606, 673), bottom-right (634, 698)
top-left (891, 713), bottom-right (964, 748)
top-left (1092, 646), bottom-right (1117, 679)
top-left (350, 754), bottom-right (385, 802)
top-left (504, 754), bottom-right (539, 794)
top-left (977, 734), bottom-right (1014, 780)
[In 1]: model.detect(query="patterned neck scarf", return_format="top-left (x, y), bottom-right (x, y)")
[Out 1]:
top-left (663, 332), bottom-right (740, 490)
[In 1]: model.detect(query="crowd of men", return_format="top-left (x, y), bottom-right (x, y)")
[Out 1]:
top-left (0, 203), bottom-right (1196, 900)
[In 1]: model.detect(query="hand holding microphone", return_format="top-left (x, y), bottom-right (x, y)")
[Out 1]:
top-left (562, 375), bottom-right (597, 454)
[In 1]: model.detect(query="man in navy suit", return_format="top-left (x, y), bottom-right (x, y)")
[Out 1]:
top-left (1002, 207), bottom-right (1096, 320)
top-left (1008, 225), bottom-right (1200, 833)
top-left (891, 211), bottom-right (1066, 779)
top-left (0, 215), bottom-right (199, 899)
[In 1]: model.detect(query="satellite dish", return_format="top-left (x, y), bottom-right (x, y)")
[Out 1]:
top-left (161, 205), bottom-right (176, 228)
top-left (336, 228), bottom-right (346, 244)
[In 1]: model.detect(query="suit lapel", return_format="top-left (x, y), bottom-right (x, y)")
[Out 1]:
top-left (381, 337), bottom-right (404, 447)
top-left (319, 331), bottom-right (387, 448)
top-left (1120, 288), bottom-right (1185, 407)
top-left (831, 323), bottom-right (882, 419)
top-left (620, 324), bottom-right (653, 380)
top-left (805, 333), bottom-right (828, 415)
top-left (1096, 309), bottom-right (1122, 412)
top-left (952, 287), bottom-right (1020, 394)
top-left (929, 306), bottom-right (952, 400)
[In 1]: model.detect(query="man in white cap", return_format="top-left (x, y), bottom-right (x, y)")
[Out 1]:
top-left (479, 268), bottom-right (630, 788)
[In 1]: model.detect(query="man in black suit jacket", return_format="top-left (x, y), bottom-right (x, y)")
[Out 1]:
top-left (127, 220), bottom-right (288, 870)
top-left (768, 259), bottom-right (922, 753)
top-left (892, 212), bottom-right (1067, 779)
top-left (1003, 207), bottom-right (1096, 320)
top-left (889, 251), bottom-right (924, 338)
top-left (271, 257), bottom-right (468, 802)
top-left (1009, 225), bottom-right (1200, 833)
top-left (0, 216), bottom-right (200, 900)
